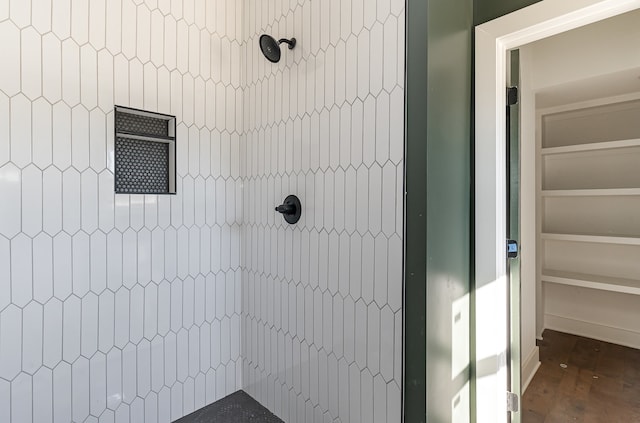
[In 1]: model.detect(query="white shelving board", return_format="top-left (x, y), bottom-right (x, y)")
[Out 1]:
top-left (541, 188), bottom-right (640, 197)
top-left (537, 96), bottom-right (640, 349)
top-left (541, 138), bottom-right (640, 155)
top-left (542, 269), bottom-right (640, 296)
top-left (541, 232), bottom-right (640, 246)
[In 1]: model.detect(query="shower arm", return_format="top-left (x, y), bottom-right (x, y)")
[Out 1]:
top-left (277, 38), bottom-right (296, 49)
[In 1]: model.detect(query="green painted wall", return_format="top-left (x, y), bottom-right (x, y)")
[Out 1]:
top-left (474, 0), bottom-right (541, 25)
top-left (404, 0), bottom-right (543, 421)
top-left (404, 0), bottom-right (429, 419)
top-left (405, 0), bottom-right (473, 421)
top-left (426, 0), bottom-right (474, 421)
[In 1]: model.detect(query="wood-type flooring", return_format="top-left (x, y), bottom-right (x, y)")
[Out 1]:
top-left (522, 330), bottom-right (640, 422)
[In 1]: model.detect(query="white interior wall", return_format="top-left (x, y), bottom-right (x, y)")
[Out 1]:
top-left (0, 2), bottom-right (244, 422)
top-left (518, 8), bottom-right (640, 378)
top-left (239, 1), bottom-right (405, 422)
top-left (525, 9), bottom-right (640, 93)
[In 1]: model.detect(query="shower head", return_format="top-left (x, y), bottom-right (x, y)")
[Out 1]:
top-left (259, 34), bottom-right (296, 63)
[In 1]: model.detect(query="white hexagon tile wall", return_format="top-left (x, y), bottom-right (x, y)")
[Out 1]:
top-left (240, 0), bottom-right (405, 422)
top-left (0, 0), bottom-right (405, 422)
top-left (0, 1), bottom-right (244, 422)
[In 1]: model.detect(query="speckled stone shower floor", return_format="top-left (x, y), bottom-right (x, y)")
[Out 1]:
top-left (174, 391), bottom-right (284, 423)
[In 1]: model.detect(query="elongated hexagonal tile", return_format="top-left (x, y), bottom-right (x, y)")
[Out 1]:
top-left (32, 99), bottom-right (53, 169)
top-left (122, 342), bottom-right (137, 402)
top-left (0, 164), bottom-right (21, 238)
top-left (113, 54), bottom-right (129, 106)
top-left (163, 331), bottom-right (177, 386)
top-left (143, 283), bottom-right (158, 340)
top-left (136, 5), bottom-right (152, 64)
top-left (114, 288), bottom-right (130, 349)
top-left (130, 285), bottom-right (145, 344)
top-left (137, 339), bottom-right (152, 398)
top-left (32, 233), bottom-right (53, 304)
top-left (42, 167), bottom-right (63, 236)
top-left (62, 39), bottom-right (81, 106)
top-left (42, 34), bottom-right (62, 103)
top-left (32, 0), bottom-right (52, 33)
top-left (89, 233), bottom-right (107, 295)
top-left (12, 373), bottom-right (33, 422)
top-left (72, 356), bottom-right (91, 422)
top-left (52, 102), bottom-right (72, 170)
top-left (150, 335), bottom-right (164, 393)
top-left (62, 168), bottom-right (82, 234)
top-left (21, 27), bottom-right (42, 100)
top-left (121, 0), bottom-right (137, 60)
top-left (81, 293), bottom-right (99, 358)
top-left (10, 94), bottom-right (32, 168)
top-left (80, 45), bottom-right (98, 110)
top-left (129, 58), bottom-right (144, 109)
top-left (53, 361), bottom-right (72, 422)
top-left (53, 233), bottom-right (73, 301)
top-left (0, 305), bottom-right (22, 379)
top-left (62, 295), bottom-right (82, 363)
top-left (106, 348), bottom-right (122, 410)
top-left (11, 234), bottom-right (33, 307)
top-left (43, 299), bottom-right (63, 368)
top-left (90, 352), bottom-right (107, 416)
top-left (0, 237), bottom-right (9, 313)
top-left (122, 229), bottom-right (138, 289)
top-left (22, 301), bottom-right (44, 374)
top-left (375, 91), bottom-right (390, 164)
top-left (98, 171), bottom-right (115, 233)
top-left (137, 228), bottom-right (152, 286)
top-left (98, 290), bottom-right (115, 353)
top-left (0, 22), bottom-right (20, 96)
top-left (105, 0), bottom-right (122, 55)
top-left (0, 92), bottom-right (9, 166)
top-left (72, 232), bottom-right (91, 297)
top-left (33, 368), bottom-right (53, 422)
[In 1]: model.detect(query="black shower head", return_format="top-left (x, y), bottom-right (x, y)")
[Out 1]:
top-left (259, 34), bottom-right (296, 63)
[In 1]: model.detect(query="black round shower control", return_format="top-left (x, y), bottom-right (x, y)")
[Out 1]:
top-left (275, 195), bottom-right (301, 224)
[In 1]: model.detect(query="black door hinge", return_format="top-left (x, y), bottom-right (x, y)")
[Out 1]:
top-left (507, 86), bottom-right (518, 106)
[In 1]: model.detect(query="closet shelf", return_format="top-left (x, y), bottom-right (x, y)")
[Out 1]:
top-left (541, 138), bottom-right (640, 155)
top-left (542, 269), bottom-right (640, 296)
top-left (541, 188), bottom-right (640, 197)
top-left (541, 233), bottom-right (640, 245)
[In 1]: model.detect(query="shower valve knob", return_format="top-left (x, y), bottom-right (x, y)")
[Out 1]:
top-left (275, 195), bottom-right (302, 224)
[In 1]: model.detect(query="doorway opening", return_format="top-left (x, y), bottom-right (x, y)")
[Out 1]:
top-left (512, 9), bottom-right (640, 421)
top-left (475, 1), bottom-right (640, 422)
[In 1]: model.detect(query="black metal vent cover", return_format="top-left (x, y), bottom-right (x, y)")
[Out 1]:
top-left (114, 106), bottom-right (176, 195)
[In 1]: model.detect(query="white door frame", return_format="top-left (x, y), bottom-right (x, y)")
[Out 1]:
top-left (474, 0), bottom-right (640, 421)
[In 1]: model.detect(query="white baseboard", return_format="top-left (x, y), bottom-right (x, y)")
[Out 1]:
top-left (544, 313), bottom-right (640, 349)
top-left (521, 347), bottom-right (540, 394)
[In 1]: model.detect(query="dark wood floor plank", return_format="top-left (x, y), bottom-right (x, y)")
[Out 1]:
top-left (522, 330), bottom-right (640, 423)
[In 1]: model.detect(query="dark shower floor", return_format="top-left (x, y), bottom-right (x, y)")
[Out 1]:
top-left (174, 391), bottom-right (284, 423)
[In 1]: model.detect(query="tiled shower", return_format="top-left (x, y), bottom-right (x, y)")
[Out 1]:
top-left (0, 0), bottom-right (405, 422)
